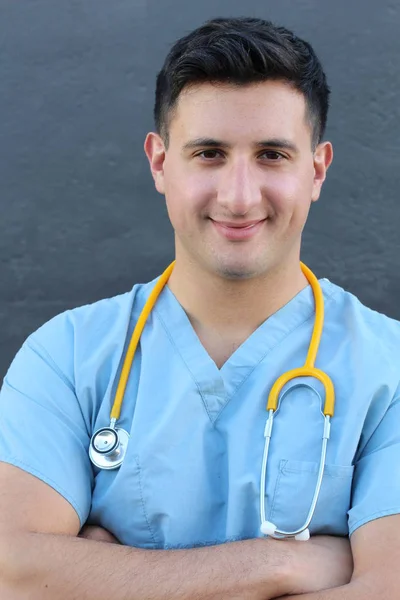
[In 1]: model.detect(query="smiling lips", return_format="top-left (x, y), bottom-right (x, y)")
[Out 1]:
top-left (211, 218), bottom-right (266, 241)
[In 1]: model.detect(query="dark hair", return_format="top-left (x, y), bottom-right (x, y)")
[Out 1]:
top-left (154, 17), bottom-right (330, 149)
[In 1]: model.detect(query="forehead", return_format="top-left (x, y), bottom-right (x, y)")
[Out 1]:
top-left (169, 81), bottom-right (311, 143)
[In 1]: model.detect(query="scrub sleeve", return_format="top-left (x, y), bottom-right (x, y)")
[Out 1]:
top-left (348, 388), bottom-right (400, 535)
top-left (0, 314), bottom-right (93, 527)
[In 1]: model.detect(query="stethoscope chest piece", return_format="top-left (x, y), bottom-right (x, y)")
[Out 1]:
top-left (89, 426), bottom-right (130, 470)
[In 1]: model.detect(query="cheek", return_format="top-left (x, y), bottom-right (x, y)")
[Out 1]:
top-left (164, 167), bottom-right (216, 227)
top-left (265, 168), bottom-right (314, 219)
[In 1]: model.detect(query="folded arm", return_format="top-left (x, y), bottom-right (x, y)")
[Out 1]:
top-left (280, 514), bottom-right (400, 599)
top-left (0, 463), bottom-right (292, 600)
top-left (0, 463), bottom-right (354, 600)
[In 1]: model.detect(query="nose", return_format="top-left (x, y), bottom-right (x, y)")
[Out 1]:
top-left (217, 157), bottom-right (263, 215)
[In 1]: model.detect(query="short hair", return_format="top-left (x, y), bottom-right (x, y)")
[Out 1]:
top-left (154, 17), bottom-right (330, 149)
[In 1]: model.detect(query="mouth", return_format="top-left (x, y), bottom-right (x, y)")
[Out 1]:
top-left (210, 218), bottom-right (267, 241)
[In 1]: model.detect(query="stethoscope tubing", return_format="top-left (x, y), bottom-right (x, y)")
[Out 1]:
top-left (260, 409), bottom-right (331, 539)
top-left (89, 261), bottom-right (335, 542)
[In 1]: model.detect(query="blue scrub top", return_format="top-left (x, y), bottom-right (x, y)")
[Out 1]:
top-left (1, 274), bottom-right (400, 549)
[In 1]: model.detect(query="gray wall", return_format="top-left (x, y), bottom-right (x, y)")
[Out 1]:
top-left (1, 0), bottom-right (400, 376)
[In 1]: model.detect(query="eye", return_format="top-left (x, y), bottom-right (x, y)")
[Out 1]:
top-left (196, 149), bottom-right (224, 160)
top-left (260, 150), bottom-right (285, 161)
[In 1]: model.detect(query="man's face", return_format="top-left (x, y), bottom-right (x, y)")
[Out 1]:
top-left (145, 80), bottom-right (332, 280)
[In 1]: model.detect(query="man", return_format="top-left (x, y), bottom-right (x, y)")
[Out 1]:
top-left (0, 16), bottom-right (399, 599)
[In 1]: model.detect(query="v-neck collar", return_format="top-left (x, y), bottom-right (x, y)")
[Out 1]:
top-left (141, 277), bottom-right (337, 422)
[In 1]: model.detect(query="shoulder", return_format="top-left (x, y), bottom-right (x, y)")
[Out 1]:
top-left (322, 278), bottom-right (400, 363)
top-left (22, 279), bottom-right (157, 381)
top-left (31, 287), bottom-right (136, 353)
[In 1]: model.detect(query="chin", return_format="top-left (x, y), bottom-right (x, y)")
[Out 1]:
top-left (213, 261), bottom-right (262, 281)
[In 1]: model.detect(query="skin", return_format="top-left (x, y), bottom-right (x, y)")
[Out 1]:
top-left (1, 78), bottom-right (399, 599)
top-left (144, 80), bottom-right (333, 361)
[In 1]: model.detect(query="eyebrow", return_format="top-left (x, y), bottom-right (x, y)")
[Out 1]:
top-left (182, 137), bottom-right (299, 153)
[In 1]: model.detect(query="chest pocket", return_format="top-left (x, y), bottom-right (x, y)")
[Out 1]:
top-left (269, 459), bottom-right (354, 536)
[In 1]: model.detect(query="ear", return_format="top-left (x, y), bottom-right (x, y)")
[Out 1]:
top-left (311, 141), bottom-right (333, 202)
top-left (144, 132), bottom-right (166, 194)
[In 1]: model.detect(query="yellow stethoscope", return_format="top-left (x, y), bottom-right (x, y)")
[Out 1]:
top-left (89, 261), bottom-right (335, 542)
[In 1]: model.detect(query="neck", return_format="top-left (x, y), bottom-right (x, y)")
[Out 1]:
top-left (167, 256), bottom-right (309, 338)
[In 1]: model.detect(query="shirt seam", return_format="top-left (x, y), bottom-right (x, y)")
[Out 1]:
top-left (2, 377), bottom-right (81, 427)
top-left (134, 455), bottom-right (158, 546)
top-left (27, 337), bottom-right (75, 393)
top-left (354, 395), bottom-right (400, 462)
top-left (153, 306), bottom-right (214, 424)
top-left (25, 337), bottom-right (90, 438)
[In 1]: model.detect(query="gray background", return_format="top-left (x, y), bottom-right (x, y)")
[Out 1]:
top-left (1, 0), bottom-right (400, 377)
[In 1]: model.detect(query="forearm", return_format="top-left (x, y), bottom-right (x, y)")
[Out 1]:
top-left (280, 579), bottom-right (377, 600)
top-left (0, 531), bottom-right (290, 600)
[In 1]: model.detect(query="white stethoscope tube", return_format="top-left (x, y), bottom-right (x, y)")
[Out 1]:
top-left (260, 386), bottom-right (331, 541)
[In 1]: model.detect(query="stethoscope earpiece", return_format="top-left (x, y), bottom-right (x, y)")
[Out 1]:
top-left (260, 520), bottom-right (310, 541)
top-left (294, 529), bottom-right (310, 541)
top-left (89, 426), bottom-right (130, 470)
top-left (260, 520), bottom-right (277, 536)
